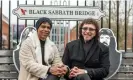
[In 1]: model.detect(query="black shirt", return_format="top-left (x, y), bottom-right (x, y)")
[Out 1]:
top-left (83, 39), bottom-right (94, 56)
top-left (40, 40), bottom-right (46, 65)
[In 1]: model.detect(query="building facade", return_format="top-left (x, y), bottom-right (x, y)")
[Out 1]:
top-left (0, 11), bottom-right (9, 49)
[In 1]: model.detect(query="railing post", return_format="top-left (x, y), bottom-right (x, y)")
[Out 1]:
top-left (0, 0), bottom-right (2, 50)
top-left (117, 1), bottom-right (119, 50)
top-left (8, 0), bottom-right (11, 49)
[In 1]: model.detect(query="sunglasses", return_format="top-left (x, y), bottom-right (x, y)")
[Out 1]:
top-left (81, 27), bottom-right (96, 31)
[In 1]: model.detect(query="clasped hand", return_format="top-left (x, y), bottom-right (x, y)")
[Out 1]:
top-left (49, 65), bottom-right (68, 77)
top-left (69, 66), bottom-right (86, 79)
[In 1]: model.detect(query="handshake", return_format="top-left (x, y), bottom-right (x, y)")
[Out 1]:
top-left (48, 64), bottom-right (69, 77)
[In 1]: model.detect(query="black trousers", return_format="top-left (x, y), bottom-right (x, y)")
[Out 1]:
top-left (72, 74), bottom-right (91, 80)
top-left (38, 74), bottom-right (60, 80)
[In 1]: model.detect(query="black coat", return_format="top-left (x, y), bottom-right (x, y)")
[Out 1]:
top-left (62, 39), bottom-right (110, 80)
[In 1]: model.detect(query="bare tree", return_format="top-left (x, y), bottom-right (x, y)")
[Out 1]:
top-left (95, 0), bottom-right (133, 49)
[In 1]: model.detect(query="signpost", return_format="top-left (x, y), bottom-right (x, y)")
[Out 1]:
top-left (12, 5), bottom-right (105, 20)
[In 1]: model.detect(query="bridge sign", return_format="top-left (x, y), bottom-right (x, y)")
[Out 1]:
top-left (12, 5), bottom-right (105, 20)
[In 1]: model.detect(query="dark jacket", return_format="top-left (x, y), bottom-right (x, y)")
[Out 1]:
top-left (62, 39), bottom-right (110, 80)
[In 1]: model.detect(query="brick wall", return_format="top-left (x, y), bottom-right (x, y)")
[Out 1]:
top-left (2, 18), bottom-right (9, 49)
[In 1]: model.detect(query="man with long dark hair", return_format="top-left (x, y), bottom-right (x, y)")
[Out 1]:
top-left (62, 18), bottom-right (110, 80)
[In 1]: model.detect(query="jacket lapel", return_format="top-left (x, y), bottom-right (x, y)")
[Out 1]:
top-left (71, 40), bottom-right (85, 61)
top-left (78, 41), bottom-right (86, 61)
top-left (30, 31), bottom-right (42, 64)
top-left (29, 30), bottom-right (53, 65)
top-left (85, 41), bottom-right (98, 63)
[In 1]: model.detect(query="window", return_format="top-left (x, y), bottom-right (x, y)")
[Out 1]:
top-left (61, 36), bottom-right (63, 42)
top-left (55, 36), bottom-right (56, 41)
top-left (52, 29), bottom-right (54, 34)
top-left (52, 36), bottom-right (54, 41)
top-left (61, 28), bottom-right (63, 34)
top-left (55, 29), bottom-right (56, 34)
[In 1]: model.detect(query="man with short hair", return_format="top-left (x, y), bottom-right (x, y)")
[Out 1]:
top-left (18, 17), bottom-right (68, 80)
top-left (99, 30), bottom-right (111, 46)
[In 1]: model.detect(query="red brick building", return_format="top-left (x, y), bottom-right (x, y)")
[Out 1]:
top-left (64, 26), bottom-right (76, 47)
top-left (0, 11), bottom-right (9, 49)
top-left (127, 33), bottom-right (132, 49)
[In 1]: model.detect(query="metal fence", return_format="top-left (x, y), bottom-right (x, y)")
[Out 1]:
top-left (0, 0), bottom-right (133, 53)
